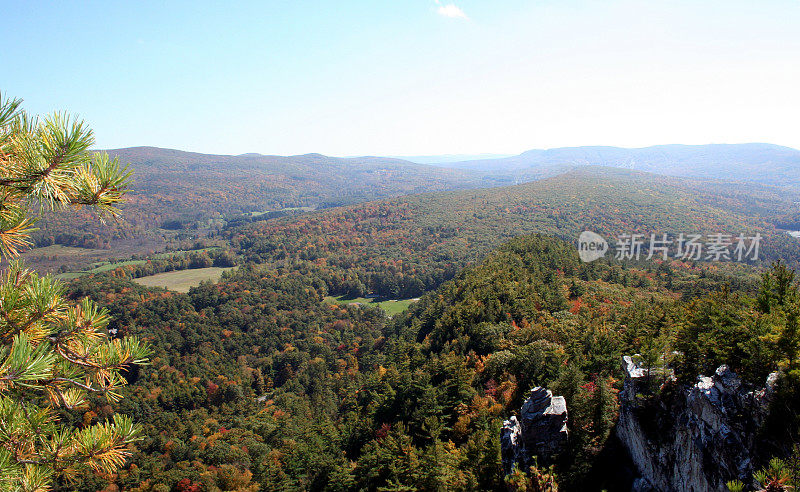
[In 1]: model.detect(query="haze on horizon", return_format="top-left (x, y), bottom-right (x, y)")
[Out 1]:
top-left (3, 0), bottom-right (799, 157)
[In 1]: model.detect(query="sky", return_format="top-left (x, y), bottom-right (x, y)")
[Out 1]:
top-left (2, 0), bottom-right (800, 157)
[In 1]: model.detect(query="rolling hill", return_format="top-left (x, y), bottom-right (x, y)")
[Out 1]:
top-left (107, 146), bottom-right (487, 214)
top-left (228, 166), bottom-right (800, 299)
top-left (28, 145), bottom-right (800, 274)
top-left (31, 147), bottom-right (487, 251)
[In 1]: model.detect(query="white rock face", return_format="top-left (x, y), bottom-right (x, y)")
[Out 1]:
top-left (617, 357), bottom-right (776, 492)
top-left (501, 386), bottom-right (569, 474)
top-left (622, 355), bottom-right (648, 379)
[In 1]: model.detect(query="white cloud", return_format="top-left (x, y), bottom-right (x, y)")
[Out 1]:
top-left (436, 3), bottom-right (468, 19)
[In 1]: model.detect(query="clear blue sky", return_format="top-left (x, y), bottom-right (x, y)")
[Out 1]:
top-left (3, 0), bottom-right (799, 156)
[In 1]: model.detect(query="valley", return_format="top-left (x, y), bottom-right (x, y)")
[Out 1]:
top-left (6, 4), bottom-right (800, 490)
top-left (3, 137), bottom-right (799, 491)
top-left (38, 159), bottom-right (798, 490)
top-left (25, 144), bottom-right (800, 276)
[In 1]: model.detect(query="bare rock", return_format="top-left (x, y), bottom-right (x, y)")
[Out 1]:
top-left (617, 356), bottom-right (775, 492)
top-left (501, 386), bottom-right (568, 474)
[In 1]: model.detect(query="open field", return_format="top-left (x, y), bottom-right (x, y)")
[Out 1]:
top-left (133, 267), bottom-right (236, 292)
top-left (20, 236), bottom-right (178, 273)
top-left (80, 247), bottom-right (221, 274)
top-left (42, 247), bottom-right (223, 280)
top-left (323, 295), bottom-right (419, 316)
top-left (85, 259), bottom-right (147, 273)
top-left (22, 245), bottom-right (113, 271)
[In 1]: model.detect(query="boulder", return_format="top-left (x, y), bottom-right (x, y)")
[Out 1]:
top-left (501, 386), bottom-right (569, 474)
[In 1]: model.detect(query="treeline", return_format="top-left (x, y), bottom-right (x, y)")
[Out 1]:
top-left (104, 249), bottom-right (237, 280)
top-left (35, 230), bottom-right (112, 249)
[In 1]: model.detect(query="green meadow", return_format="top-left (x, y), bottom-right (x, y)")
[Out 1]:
top-left (323, 295), bottom-right (418, 316)
top-left (133, 267), bottom-right (236, 293)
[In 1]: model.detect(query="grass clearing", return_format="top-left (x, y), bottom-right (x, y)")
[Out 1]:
top-left (46, 247), bottom-right (224, 279)
top-left (87, 259), bottom-right (147, 273)
top-left (324, 295), bottom-right (418, 316)
top-left (133, 267), bottom-right (236, 293)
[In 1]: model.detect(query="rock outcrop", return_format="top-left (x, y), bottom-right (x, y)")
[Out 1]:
top-left (617, 355), bottom-right (777, 492)
top-left (501, 386), bottom-right (569, 474)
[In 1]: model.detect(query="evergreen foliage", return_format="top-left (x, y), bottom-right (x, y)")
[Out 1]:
top-left (0, 92), bottom-right (150, 490)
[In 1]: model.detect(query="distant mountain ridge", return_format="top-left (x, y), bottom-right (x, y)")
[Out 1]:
top-left (389, 153), bottom-right (514, 164)
top-left (434, 143), bottom-right (800, 187)
top-left (104, 146), bottom-right (484, 200)
top-left (107, 146), bottom-right (467, 175)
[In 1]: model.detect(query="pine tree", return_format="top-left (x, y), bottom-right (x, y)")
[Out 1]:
top-left (0, 92), bottom-right (150, 491)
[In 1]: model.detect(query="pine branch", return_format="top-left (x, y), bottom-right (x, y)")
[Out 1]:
top-left (0, 92), bottom-right (146, 486)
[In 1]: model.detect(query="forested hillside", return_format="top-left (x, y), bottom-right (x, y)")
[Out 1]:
top-left (31, 147), bottom-right (484, 252)
top-left (61, 231), bottom-right (800, 490)
top-left (8, 1), bottom-right (800, 489)
top-left (226, 167), bottom-right (800, 299)
top-left (25, 162), bottom-right (800, 491)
